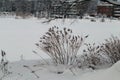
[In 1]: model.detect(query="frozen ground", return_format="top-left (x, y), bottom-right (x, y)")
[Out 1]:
top-left (0, 17), bottom-right (120, 61)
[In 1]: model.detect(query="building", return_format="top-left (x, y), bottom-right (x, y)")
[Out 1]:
top-left (97, 2), bottom-right (113, 17)
top-left (50, 0), bottom-right (79, 18)
top-left (113, 5), bottom-right (120, 17)
top-left (97, 0), bottom-right (120, 17)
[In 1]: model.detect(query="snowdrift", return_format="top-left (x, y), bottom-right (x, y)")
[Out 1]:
top-left (80, 61), bottom-right (120, 80)
top-left (0, 60), bottom-right (120, 80)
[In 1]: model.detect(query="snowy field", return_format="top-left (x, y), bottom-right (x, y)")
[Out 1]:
top-left (0, 17), bottom-right (120, 61)
top-left (0, 17), bottom-right (120, 80)
top-left (0, 59), bottom-right (120, 80)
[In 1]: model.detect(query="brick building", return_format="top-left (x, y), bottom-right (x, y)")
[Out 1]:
top-left (97, 2), bottom-right (113, 17)
top-left (97, 1), bottom-right (120, 17)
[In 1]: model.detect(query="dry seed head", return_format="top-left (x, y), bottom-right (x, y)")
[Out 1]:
top-left (35, 43), bottom-right (39, 46)
top-left (68, 29), bottom-right (70, 31)
top-left (49, 28), bottom-right (52, 32)
top-left (68, 35), bottom-right (71, 39)
top-left (105, 45), bottom-right (110, 49)
top-left (85, 35), bottom-right (89, 38)
top-left (96, 46), bottom-right (99, 49)
top-left (56, 27), bottom-right (59, 29)
top-left (81, 37), bottom-right (83, 41)
top-left (64, 27), bottom-right (66, 31)
top-left (46, 32), bottom-right (51, 36)
top-left (75, 36), bottom-right (77, 41)
top-left (73, 36), bottom-right (75, 40)
top-left (39, 40), bottom-right (42, 42)
top-left (42, 42), bottom-right (47, 45)
top-left (83, 50), bottom-right (86, 52)
top-left (64, 31), bottom-right (68, 35)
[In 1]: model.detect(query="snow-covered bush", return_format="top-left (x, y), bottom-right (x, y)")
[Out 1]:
top-left (101, 36), bottom-right (120, 64)
top-left (36, 26), bottom-right (88, 70)
top-left (78, 43), bottom-right (109, 69)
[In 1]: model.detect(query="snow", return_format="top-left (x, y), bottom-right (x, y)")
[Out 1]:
top-left (0, 17), bottom-right (120, 62)
top-left (80, 60), bottom-right (120, 80)
top-left (0, 17), bottom-right (120, 80)
top-left (0, 59), bottom-right (120, 80)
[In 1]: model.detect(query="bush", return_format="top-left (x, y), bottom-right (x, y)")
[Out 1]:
top-left (101, 36), bottom-right (120, 64)
top-left (78, 43), bottom-right (109, 69)
top-left (36, 26), bottom-right (88, 68)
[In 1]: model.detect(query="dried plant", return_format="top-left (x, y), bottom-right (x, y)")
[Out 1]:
top-left (36, 26), bottom-right (88, 67)
top-left (101, 35), bottom-right (120, 64)
top-left (23, 65), bottom-right (40, 78)
top-left (0, 50), bottom-right (10, 80)
top-left (78, 43), bottom-right (109, 69)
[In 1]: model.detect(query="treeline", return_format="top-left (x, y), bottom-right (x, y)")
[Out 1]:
top-left (0, 0), bottom-right (51, 17)
top-left (0, 0), bottom-right (98, 18)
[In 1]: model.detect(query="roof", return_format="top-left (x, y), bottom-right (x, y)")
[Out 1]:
top-left (106, 0), bottom-right (120, 5)
top-left (98, 2), bottom-right (113, 6)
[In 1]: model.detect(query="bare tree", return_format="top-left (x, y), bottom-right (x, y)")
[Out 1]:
top-left (0, 0), bottom-right (97, 18)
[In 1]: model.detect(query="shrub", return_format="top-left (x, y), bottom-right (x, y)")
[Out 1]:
top-left (78, 43), bottom-right (109, 69)
top-left (101, 35), bottom-right (120, 64)
top-left (36, 26), bottom-right (88, 67)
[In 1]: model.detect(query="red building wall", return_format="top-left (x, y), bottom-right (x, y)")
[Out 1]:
top-left (97, 6), bottom-right (113, 17)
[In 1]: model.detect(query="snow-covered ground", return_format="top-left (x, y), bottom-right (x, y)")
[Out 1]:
top-left (0, 59), bottom-right (120, 80)
top-left (0, 17), bottom-right (120, 80)
top-left (0, 17), bottom-right (120, 62)
top-left (80, 60), bottom-right (120, 80)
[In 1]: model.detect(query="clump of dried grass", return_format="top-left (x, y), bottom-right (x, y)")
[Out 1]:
top-left (78, 43), bottom-right (109, 69)
top-left (36, 26), bottom-right (88, 67)
top-left (101, 35), bottom-right (120, 64)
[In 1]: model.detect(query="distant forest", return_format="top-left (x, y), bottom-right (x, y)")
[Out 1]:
top-left (0, 0), bottom-right (98, 18)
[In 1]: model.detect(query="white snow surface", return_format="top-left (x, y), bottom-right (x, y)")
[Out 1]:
top-left (0, 17), bottom-right (120, 61)
top-left (80, 60), bottom-right (120, 80)
top-left (0, 17), bottom-right (120, 80)
top-left (0, 60), bottom-right (120, 80)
